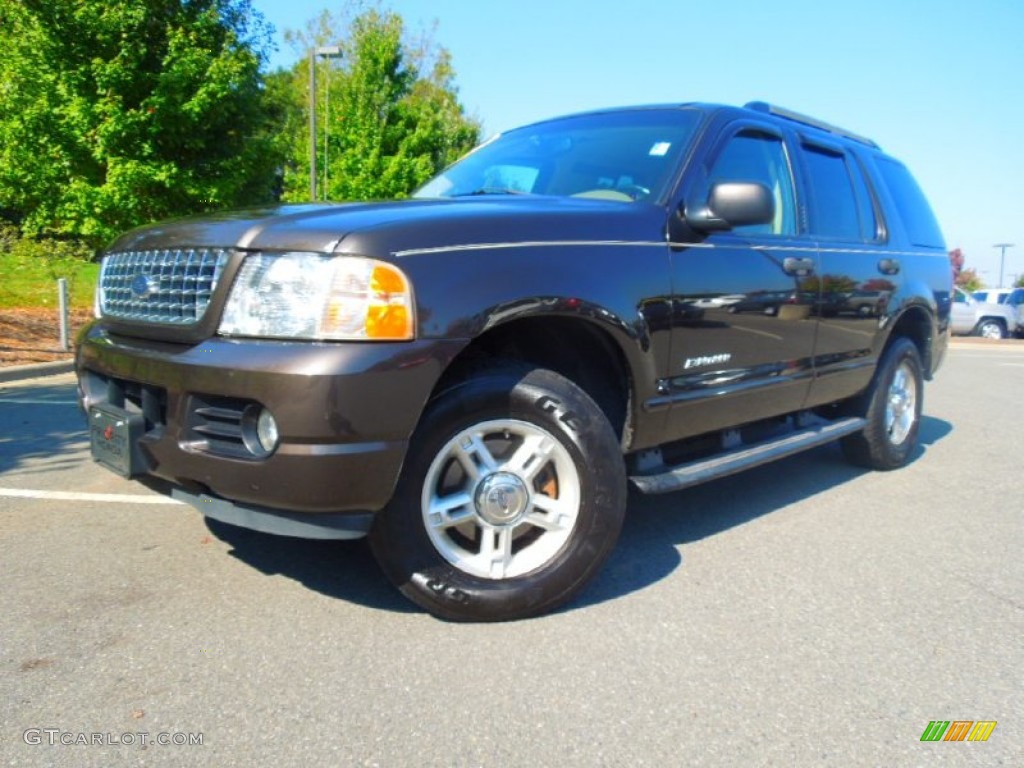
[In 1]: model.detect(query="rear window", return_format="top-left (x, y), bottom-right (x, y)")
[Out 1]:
top-left (875, 157), bottom-right (944, 248)
top-left (974, 290), bottom-right (1009, 304)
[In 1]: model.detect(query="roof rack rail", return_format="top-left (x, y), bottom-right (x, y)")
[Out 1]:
top-left (744, 101), bottom-right (878, 148)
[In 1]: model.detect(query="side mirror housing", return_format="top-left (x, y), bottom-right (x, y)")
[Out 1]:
top-left (684, 181), bottom-right (775, 232)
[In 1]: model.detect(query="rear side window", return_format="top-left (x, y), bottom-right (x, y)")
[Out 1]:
top-left (800, 144), bottom-right (872, 242)
top-left (875, 157), bottom-right (944, 248)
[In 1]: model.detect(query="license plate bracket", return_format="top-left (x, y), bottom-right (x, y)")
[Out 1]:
top-left (89, 404), bottom-right (146, 478)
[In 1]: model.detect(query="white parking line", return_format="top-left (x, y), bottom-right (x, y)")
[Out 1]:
top-left (0, 487), bottom-right (183, 505)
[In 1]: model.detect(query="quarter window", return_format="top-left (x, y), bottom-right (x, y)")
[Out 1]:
top-left (876, 157), bottom-right (945, 248)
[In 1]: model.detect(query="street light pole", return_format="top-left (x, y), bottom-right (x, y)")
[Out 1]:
top-left (993, 243), bottom-right (1015, 287)
top-left (308, 49), bottom-right (317, 201)
top-left (308, 46), bottom-right (343, 202)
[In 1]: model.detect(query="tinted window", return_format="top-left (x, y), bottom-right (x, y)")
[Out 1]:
top-left (974, 290), bottom-right (1009, 304)
top-left (849, 157), bottom-right (880, 241)
top-left (707, 131), bottom-right (796, 236)
top-left (801, 145), bottom-right (861, 241)
top-left (876, 157), bottom-right (944, 248)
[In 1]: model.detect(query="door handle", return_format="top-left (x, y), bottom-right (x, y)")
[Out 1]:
top-left (878, 258), bottom-right (901, 275)
top-left (783, 257), bottom-right (815, 276)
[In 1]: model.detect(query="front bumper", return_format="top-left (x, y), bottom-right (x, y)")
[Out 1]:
top-left (77, 323), bottom-right (464, 516)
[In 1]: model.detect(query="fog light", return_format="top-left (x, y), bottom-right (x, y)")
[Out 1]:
top-left (240, 405), bottom-right (279, 457)
top-left (256, 409), bottom-right (279, 453)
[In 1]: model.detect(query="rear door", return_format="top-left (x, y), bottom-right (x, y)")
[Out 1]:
top-left (792, 137), bottom-right (896, 405)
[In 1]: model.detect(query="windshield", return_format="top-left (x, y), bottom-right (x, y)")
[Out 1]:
top-left (415, 108), bottom-right (703, 203)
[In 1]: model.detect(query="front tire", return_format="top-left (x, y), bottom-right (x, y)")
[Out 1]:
top-left (370, 364), bottom-right (626, 621)
top-left (840, 337), bottom-right (924, 470)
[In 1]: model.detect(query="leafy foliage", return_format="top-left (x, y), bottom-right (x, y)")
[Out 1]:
top-left (949, 248), bottom-right (985, 291)
top-left (0, 0), bottom-right (478, 258)
top-left (277, 6), bottom-right (480, 202)
top-left (0, 0), bottom-right (282, 246)
top-left (955, 267), bottom-right (983, 292)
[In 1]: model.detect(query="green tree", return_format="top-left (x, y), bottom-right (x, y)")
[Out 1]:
top-left (279, 6), bottom-right (480, 202)
top-left (955, 267), bottom-right (983, 292)
top-left (0, 0), bottom-right (282, 246)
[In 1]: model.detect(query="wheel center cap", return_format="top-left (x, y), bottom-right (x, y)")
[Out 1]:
top-left (890, 389), bottom-right (908, 415)
top-left (474, 472), bottom-right (530, 526)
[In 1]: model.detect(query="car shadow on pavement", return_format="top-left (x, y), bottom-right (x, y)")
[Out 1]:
top-left (575, 415), bottom-right (953, 611)
top-left (0, 383), bottom-right (87, 477)
top-left (206, 415), bottom-right (953, 619)
top-left (205, 518), bottom-right (418, 614)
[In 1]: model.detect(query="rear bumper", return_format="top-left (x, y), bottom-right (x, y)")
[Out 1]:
top-left (76, 324), bottom-right (464, 515)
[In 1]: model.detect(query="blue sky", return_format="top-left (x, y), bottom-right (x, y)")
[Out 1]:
top-left (252, 0), bottom-right (1024, 286)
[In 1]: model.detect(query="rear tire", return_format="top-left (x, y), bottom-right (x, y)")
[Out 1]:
top-left (840, 337), bottom-right (923, 470)
top-left (974, 319), bottom-right (1006, 339)
top-left (370, 363), bottom-right (626, 621)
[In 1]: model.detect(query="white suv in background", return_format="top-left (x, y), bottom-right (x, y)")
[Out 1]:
top-left (951, 288), bottom-right (1016, 339)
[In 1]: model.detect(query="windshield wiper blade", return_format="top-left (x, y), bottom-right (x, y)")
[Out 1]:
top-left (451, 187), bottom-right (529, 197)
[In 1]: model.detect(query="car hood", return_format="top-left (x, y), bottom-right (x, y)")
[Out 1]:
top-left (107, 197), bottom-right (665, 257)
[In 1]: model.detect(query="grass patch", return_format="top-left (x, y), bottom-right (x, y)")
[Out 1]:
top-left (0, 254), bottom-right (99, 309)
top-left (0, 223), bottom-right (99, 309)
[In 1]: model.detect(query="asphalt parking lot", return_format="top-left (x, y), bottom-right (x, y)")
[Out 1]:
top-left (1, 343), bottom-right (1021, 767)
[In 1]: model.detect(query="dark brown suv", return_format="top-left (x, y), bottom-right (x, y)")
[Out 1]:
top-left (78, 101), bottom-right (951, 621)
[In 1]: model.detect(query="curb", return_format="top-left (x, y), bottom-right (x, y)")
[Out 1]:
top-left (0, 359), bottom-right (75, 384)
top-left (949, 337), bottom-right (1022, 347)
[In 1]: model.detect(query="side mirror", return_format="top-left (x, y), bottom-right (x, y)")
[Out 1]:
top-left (684, 181), bottom-right (775, 232)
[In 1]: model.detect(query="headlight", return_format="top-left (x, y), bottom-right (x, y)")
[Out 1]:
top-left (219, 253), bottom-right (414, 340)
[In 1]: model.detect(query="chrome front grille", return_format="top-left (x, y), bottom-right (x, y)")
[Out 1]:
top-left (99, 248), bottom-right (230, 325)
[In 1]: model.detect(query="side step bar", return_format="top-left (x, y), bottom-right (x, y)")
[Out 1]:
top-left (629, 416), bottom-right (867, 495)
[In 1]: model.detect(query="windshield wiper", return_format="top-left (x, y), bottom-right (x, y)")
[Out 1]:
top-left (451, 187), bottom-right (529, 197)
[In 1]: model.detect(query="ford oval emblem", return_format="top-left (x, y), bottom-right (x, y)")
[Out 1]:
top-left (130, 273), bottom-right (158, 299)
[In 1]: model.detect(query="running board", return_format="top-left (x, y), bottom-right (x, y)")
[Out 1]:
top-left (629, 416), bottom-right (867, 495)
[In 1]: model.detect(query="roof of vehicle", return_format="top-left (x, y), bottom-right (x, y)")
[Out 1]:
top-left (742, 101), bottom-right (878, 148)
top-left (508, 101), bottom-right (880, 151)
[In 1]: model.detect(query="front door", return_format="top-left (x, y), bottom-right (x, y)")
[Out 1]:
top-left (664, 124), bottom-right (819, 440)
